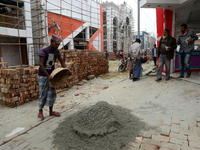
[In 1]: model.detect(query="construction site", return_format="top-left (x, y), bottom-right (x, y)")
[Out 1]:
top-left (1, 0), bottom-right (200, 150)
top-left (0, 0), bottom-right (135, 68)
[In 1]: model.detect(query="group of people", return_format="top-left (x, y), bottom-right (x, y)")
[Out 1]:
top-left (36, 23), bottom-right (198, 119)
top-left (128, 23), bottom-right (198, 82)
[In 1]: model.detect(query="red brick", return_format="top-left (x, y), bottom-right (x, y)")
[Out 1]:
top-left (161, 142), bottom-right (181, 150)
top-left (182, 145), bottom-right (200, 150)
top-left (188, 136), bottom-right (200, 142)
top-left (3, 134), bottom-right (18, 143)
top-left (170, 137), bottom-right (188, 146)
top-left (172, 117), bottom-right (180, 125)
top-left (171, 124), bottom-right (180, 133)
top-left (180, 121), bottom-right (189, 130)
top-left (140, 143), bottom-right (158, 150)
top-left (170, 132), bottom-right (187, 141)
top-left (152, 135), bottom-right (170, 142)
top-left (189, 141), bottom-right (200, 149)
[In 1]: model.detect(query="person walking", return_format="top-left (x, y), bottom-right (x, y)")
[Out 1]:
top-left (38, 34), bottom-right (66, 120)
top-left (104, 51), bottom-right (109, 60)
top-left (152, 44), bottom-right (158, 66)
top-left (156, 29), bottom-right (177, 81)
top-left (177, 23), bottom-right (198, 78)
top-left (130, 38), bottom-right (142, 82)
top-left (118, 50), bottom-right (120, 60)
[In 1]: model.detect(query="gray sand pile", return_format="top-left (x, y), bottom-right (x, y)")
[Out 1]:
top-left (52, 101), bottom-right (145, 150)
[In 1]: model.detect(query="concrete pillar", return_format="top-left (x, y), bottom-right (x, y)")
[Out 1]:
top-left (86, 27), bottom-right (90, 41)
top-left (68, 40), bottom-right (74, 49)
top-left (24, 0), bottom-right (34, 65)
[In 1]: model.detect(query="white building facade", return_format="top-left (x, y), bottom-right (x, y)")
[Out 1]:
top-left (102, 2), bottom-right (134, 52)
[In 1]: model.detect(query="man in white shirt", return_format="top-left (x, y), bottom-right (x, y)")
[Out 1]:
top-left (130, 38), bottom-right (142, 81)
top-left (152, 44), bottom-right (158, 66)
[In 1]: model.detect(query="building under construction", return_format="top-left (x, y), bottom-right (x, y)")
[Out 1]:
top-left (102, 1), bottom-right (134, 53)
top-left (0, 0), bottom-right (134, 68)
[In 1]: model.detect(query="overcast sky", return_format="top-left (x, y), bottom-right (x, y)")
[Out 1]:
top-left (102, 0), bottom-right (157, 37)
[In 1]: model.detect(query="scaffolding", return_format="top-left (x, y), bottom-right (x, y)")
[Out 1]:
top-left (0, 0), bottom-right (46, 67)
top-left (0, 0), bottom-right (134, 67)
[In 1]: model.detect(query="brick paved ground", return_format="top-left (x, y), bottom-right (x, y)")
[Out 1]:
top-left (1, 73), bottom-right (200, 150)
top-left (2, 114), bottom-right (200, 150)
top-left (128, 117), bottom-right (200, 150)
top-left (0, 104), bottom-right (86, 150)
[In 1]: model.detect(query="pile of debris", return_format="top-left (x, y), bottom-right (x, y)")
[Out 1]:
top-left (0, 66), bottom-right (39, 107)
top-left (52, 101), bottom-right (145, 150)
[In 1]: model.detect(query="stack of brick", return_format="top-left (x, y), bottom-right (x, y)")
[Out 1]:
top-left (0, 66), bottom-right (39, 107)
top-left (107, 52), bottom-right (115, 60)
top-left (55, 62), bottom-right (78, 89)
top-left (0, 50), bottom-right (109, 107)
top-left (55, 49), bottom-right (109, 89)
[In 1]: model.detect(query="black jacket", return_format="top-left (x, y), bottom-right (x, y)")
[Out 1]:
top-left (158, 36), bottom-right (177, 60)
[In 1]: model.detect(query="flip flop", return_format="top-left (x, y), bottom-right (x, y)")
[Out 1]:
top-left (38, 114), bottom-right (44, 120)
top-left (50, 111), bottom-right (61, 117)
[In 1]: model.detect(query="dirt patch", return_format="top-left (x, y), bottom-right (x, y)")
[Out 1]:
top-left (52, 101), bottom-right (145, 150)
top-left (99, 61), bottom-right (128, 80)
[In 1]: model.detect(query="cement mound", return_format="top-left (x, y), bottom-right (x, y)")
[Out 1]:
top-left (73, 101), bottom-right (122, 137)
top-left (52, 101), bottom-right (145, 150)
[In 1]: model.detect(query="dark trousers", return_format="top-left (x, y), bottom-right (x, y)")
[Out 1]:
top-left (153, 57), bottom-right (157, 66)
top-left (178, 52), bottom-right (191, 75)
top-left (157, 54), bottom-right (171, 79)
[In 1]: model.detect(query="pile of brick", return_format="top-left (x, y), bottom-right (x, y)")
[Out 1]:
top-left (55, 49), bottom-right (109, 89)
top-left (0, 66), bottom-right (39, 107)
top-left (107, 52), bottom-right (115, 60)
top-left (0, 50), bottom-right (109, 107)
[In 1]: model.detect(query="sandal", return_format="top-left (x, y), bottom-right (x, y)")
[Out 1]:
top-left (38, 114), bottom-right (44, 120)
top-left (50, 111), bottom-right (61, 117)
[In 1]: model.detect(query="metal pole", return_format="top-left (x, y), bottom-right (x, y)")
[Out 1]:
top-left (138, 0), bottom-right (140, 39)
top-left (17, 0), bottom-right (23, 67)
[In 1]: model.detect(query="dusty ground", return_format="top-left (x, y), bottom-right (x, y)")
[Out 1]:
top-left (1, 60), bottom-right (200, 149)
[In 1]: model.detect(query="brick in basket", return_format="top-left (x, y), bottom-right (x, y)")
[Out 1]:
top-left (49, 68), bottom-right (72, 87)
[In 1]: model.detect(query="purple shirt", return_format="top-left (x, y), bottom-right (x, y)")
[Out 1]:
top-left (38, 46), bottom-right (61, 76)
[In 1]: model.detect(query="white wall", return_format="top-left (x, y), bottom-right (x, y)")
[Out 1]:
top-left (0, 0), bottom-right (34, 66)
top-left (102, 2), bottom-right (134, 52)
top-left (24, 0), bottom-right (34, 66)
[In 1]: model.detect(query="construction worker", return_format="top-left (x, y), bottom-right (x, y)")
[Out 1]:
top-left (37, 34), bottom-right (66, 120)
